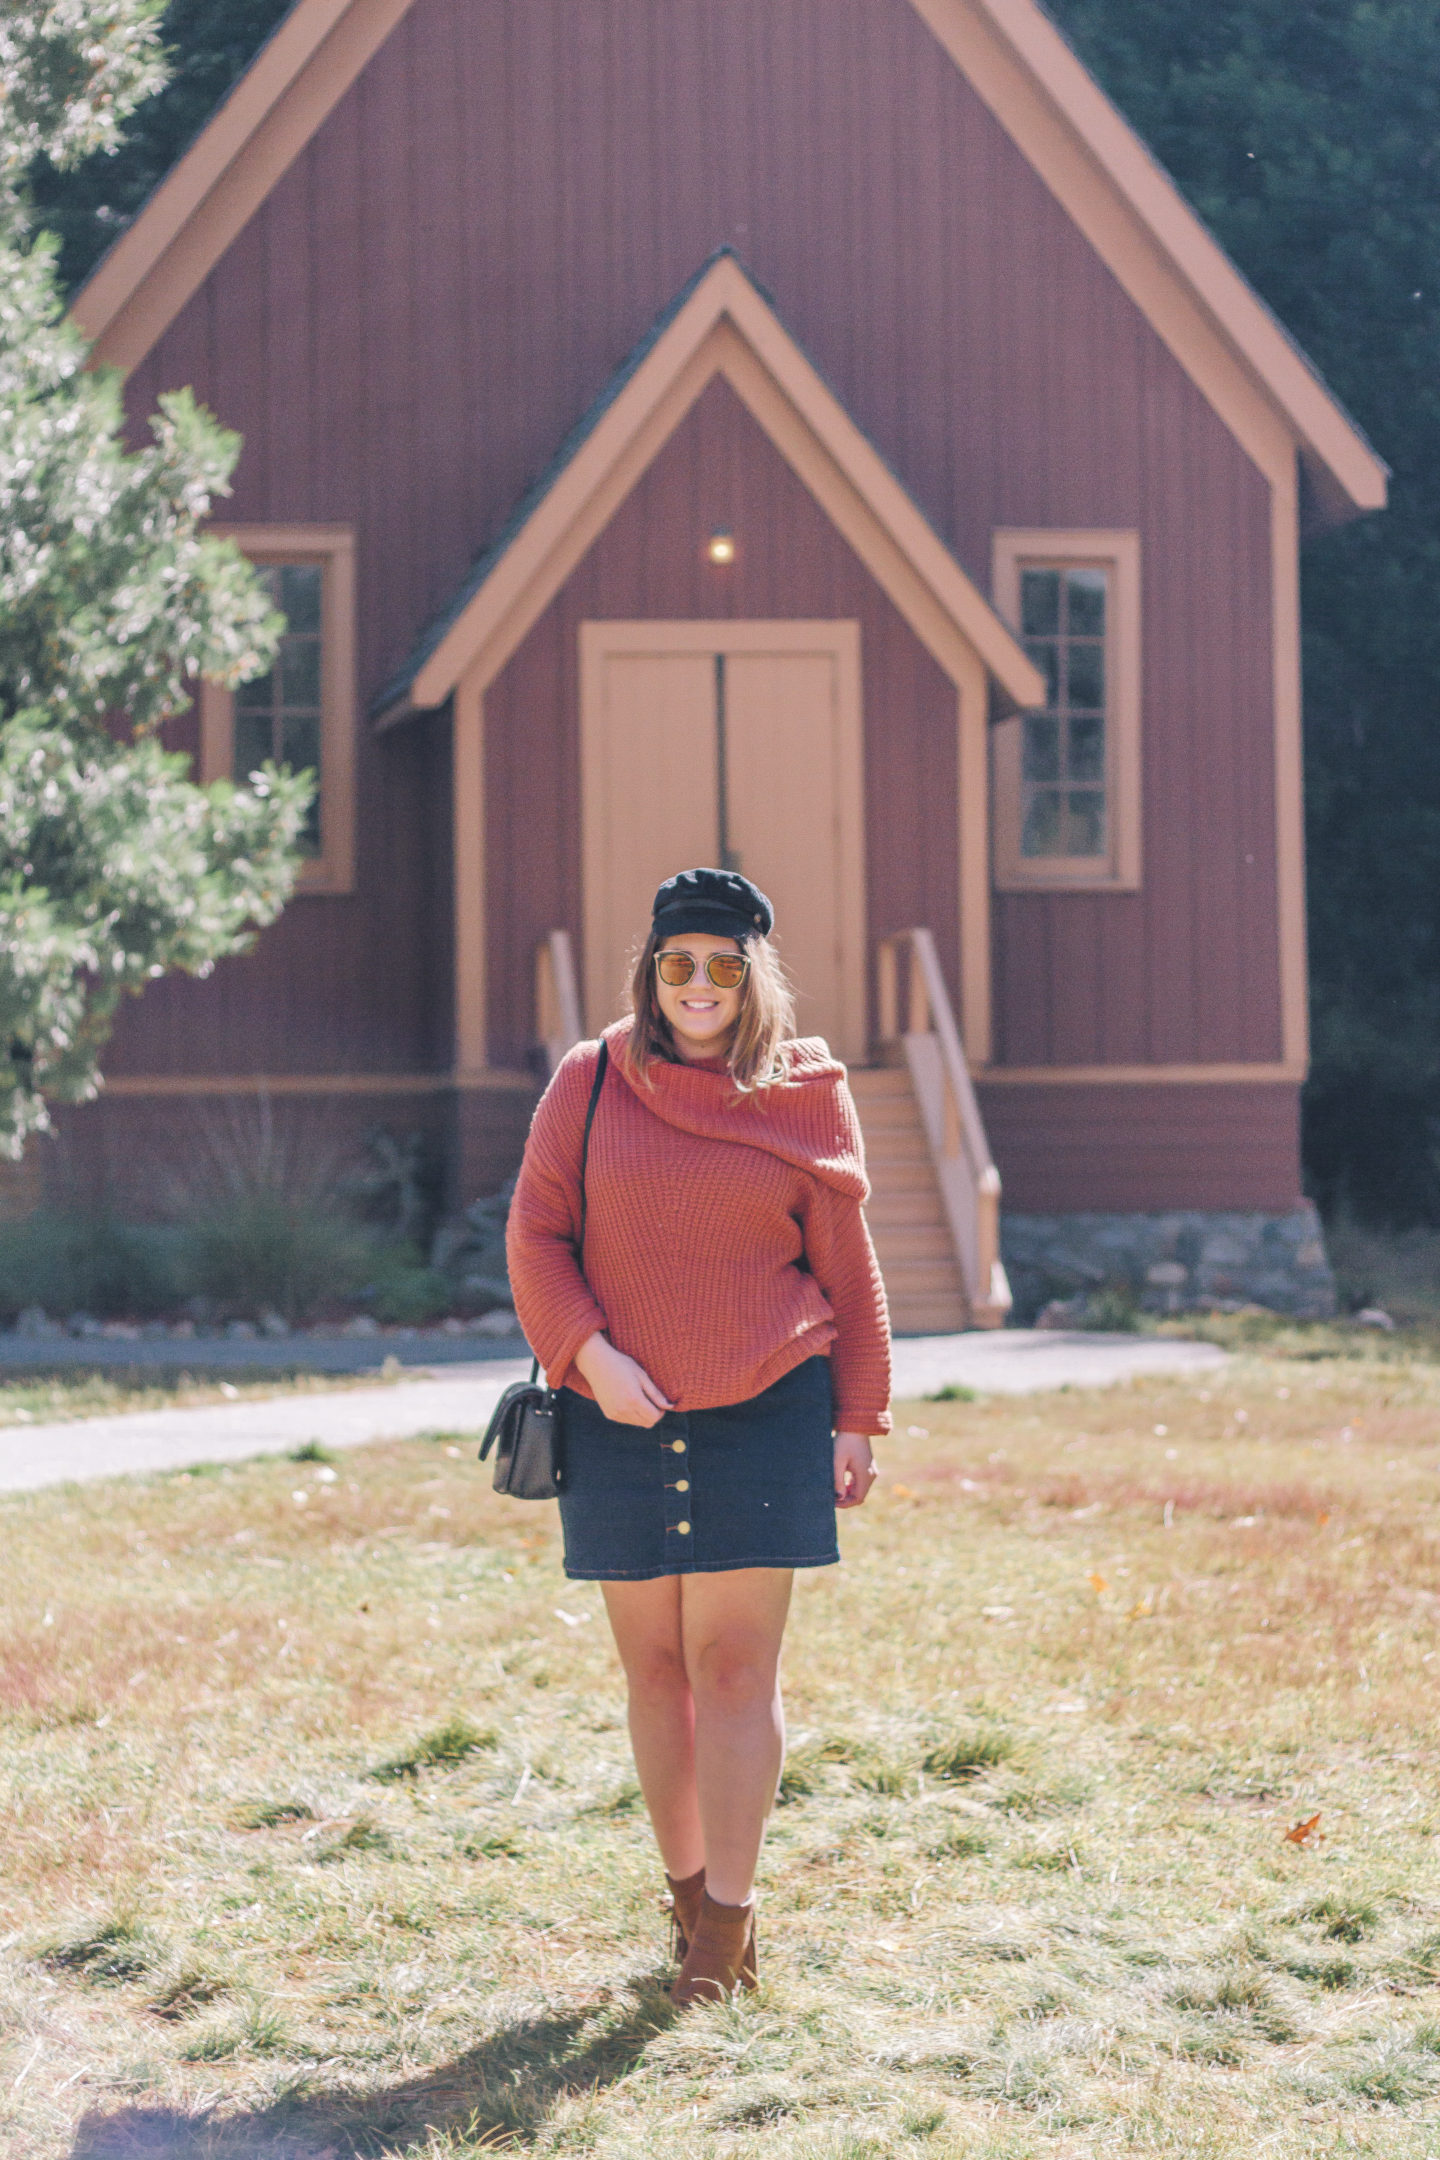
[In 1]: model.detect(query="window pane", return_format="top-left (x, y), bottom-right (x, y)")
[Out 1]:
top-left (233, 559), bottom-right (328, 855)
top-left (280, 712), bottom-right (320, 775)
top-left (280, 635), bottom-right (322, 709)
top-left (1021, 789), bottom-right (1063, 857)
top-left (1066, 640), bottom-right (1105, 711)
top-left (234, 711), bottom-right (274, 778)
top-left (1025, 638), bottom-right (1060, 707)
top-left (1023, 714), bottom-right (1061, 782)
top-left (1069, 713), bottom-right (1106, 783)
top-left (235, 668), bottom-right (274, 714)
top-left (1066, 790), bottom-right (1106, 857)
top-left (281, 714), bottom-right (322, 853)
top-left (279, 563), bottom-right (322, 635)
top-left (1020, 568), bottom-right (1060, 637)
top-left (1066, 567), bottom-right (1106, 637)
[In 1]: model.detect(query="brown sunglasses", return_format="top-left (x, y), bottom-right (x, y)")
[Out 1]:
top-left (654, 950), bottom-right (751, 989)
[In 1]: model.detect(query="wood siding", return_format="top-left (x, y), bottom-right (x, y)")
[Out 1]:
top-left (483, 377), bottom-right (962, 1071)
top-left (101, 0), bottom-right (1296, 1214)
top-left (102, 707), bottom-right (454, 1076)
top-left (978, 1082), bottom-right (1302, 1212)
top-left (120, 0), bottom-right (1283, 1087)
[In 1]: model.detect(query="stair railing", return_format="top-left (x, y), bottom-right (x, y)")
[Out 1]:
top-left (535, 928), bottom-right (584, 1076)
top-left (875, 928), bottom-right (1011, 1328)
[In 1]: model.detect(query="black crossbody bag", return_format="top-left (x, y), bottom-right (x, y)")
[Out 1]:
top-left (478, 1041), bottom-right (609, 1499)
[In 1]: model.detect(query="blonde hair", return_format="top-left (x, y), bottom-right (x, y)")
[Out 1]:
top-left (623, 924), bottom-right (796, 1092)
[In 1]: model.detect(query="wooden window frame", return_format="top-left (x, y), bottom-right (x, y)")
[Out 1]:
top-left (198, 524), bottom-right (357, 895)
top-left (991, 529), bottom-right (1141, 892)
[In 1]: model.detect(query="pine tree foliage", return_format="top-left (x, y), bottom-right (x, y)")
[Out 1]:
top-left (0, 0), bottom-right (309, 1155)
top-left (24, 0), bottom-right (293, 290)
top-left (0, 0), bottom-right (167, 178)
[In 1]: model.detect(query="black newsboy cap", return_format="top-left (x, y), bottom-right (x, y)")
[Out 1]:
top-left (652, 866), bottom-right (774, 941)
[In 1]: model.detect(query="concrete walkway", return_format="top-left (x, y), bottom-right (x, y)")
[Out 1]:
top-left (890, 1328), bottom-right (1226, 1398)
top-left (0, 1330), bottom-right (1225, 1495)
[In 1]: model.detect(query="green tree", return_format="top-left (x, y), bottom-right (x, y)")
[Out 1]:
top-left (25, 0), bottom-right (293, 291)
top-left (1045, 0), bottom-right (1440, 1220)
top-left (0, 0), bottom-right (310, 1154)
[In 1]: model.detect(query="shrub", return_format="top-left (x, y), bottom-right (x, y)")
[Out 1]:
top-left (363, 1243), bottom-right (453, 1325)
top-left (180, 1188), bottom-right (371, 1324)
top-left (0, 1209), bottom-right (182, 1320)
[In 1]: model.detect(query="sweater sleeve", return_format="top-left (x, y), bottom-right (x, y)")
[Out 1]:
top-left (505, 1046), bottom-right (610, 1390)
top-left (798, 1178), bottom-right (893, 1437)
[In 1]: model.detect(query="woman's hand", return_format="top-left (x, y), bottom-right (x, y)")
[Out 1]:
top-left (834, 1430), bottom-right (877, 1508)
top-left (573, 1332), bottom-right (674, 1428)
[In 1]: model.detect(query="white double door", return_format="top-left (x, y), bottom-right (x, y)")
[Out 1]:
top-left (579, 621), bottom-right (866, 1059)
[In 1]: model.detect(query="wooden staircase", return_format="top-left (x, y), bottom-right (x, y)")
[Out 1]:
top-left (850, 1065), bottom-right (970, 1333)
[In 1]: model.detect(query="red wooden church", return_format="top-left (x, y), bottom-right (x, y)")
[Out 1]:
top-left (66, 0), bottom-right (1386, 1326)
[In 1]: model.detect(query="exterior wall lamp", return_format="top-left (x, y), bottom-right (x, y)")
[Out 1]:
top-left (706, 530), bottom-right (737, 565)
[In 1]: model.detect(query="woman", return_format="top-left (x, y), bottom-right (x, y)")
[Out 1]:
top-left (507, 867), bottom-right (891, 2003)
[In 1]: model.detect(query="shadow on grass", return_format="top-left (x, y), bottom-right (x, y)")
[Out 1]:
top-left (69, 1982), bottom-right (673, 2158)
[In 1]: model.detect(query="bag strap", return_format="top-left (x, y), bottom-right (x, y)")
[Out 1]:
top-left (521, 1040), bottom-right (608, 1394)
top-left (577, 1037), bottom-right (609, 1264)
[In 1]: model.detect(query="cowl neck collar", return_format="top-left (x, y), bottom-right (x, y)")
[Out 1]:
top-left (601, 1018), bottom-right (867, 1199)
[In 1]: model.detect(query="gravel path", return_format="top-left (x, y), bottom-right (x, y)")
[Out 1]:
top-left (0, 1331), bottom-right (1226, 1495)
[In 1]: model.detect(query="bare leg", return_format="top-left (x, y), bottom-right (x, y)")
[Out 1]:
top-left (680, 1568), bottom-right (793, 1906)
top-left (602, 1576), bottom-right (704, 1879)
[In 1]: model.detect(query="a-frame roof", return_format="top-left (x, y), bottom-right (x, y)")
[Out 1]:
top-left (372, 252), bottom-right (1047, 722)
top-left (70, 0), bottom-right (1387, 527)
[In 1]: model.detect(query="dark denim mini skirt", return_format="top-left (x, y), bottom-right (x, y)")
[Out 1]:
top-left (556, 1354), bottom-right (839, 1581)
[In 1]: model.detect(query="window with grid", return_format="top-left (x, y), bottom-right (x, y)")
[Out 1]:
top-left (1018, 564), bottom-right (1109, 860)
top-left (233, 563), bottom-right (324, 851)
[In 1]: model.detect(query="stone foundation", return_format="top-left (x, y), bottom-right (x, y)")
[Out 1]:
top-left (1000, 1202), bottom-right (1336, 1324)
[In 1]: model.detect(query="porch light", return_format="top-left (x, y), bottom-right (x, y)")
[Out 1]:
top-left (707, 530), bottom-right (736, 565)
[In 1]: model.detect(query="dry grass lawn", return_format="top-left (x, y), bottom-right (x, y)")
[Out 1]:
top-left (1, 1349), bottom-right (1439, 2158)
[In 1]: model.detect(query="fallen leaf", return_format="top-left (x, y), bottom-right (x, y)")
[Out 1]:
top-left (1316, 1510), bottom-right (1330, 1527)
top-left (892, 1484), bottom-right (913, 1499)
top-left (1283, 1811), bottom-right (1324, 1847)
top-left (1088, 1572), bottom-right (1109, 1594)
top-left (1128, 1596), bottom-right (1154, 1620)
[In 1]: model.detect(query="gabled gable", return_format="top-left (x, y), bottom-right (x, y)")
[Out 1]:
top-left (372, 252), bottom-right (1045, 723)
top-left (70, 0), bottom-right (1386, 528)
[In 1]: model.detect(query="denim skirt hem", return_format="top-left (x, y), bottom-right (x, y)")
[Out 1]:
top-left (556, 1354), bottom-right (838, 1579)
top-left (564, 1551), bottom-right (840, 1584)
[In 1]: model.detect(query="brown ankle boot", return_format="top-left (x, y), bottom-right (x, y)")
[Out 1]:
top-left (664, 1867), bottom-right (706, 1959)
top-left (670, 1890), bottom-right (758, 2005)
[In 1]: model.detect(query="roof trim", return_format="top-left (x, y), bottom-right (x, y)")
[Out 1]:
top-left (374, 252), bottom-right (1046, 722)
top-left (70, 0), bottom-right (421, 374)
top-left (911, 0), bottom-right (1386, 520)
top-left (69, 0), bottom-right (1386, 522)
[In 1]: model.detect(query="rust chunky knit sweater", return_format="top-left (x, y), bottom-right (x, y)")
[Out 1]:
top-left (506, 1019), bottom-right (892, 1436)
